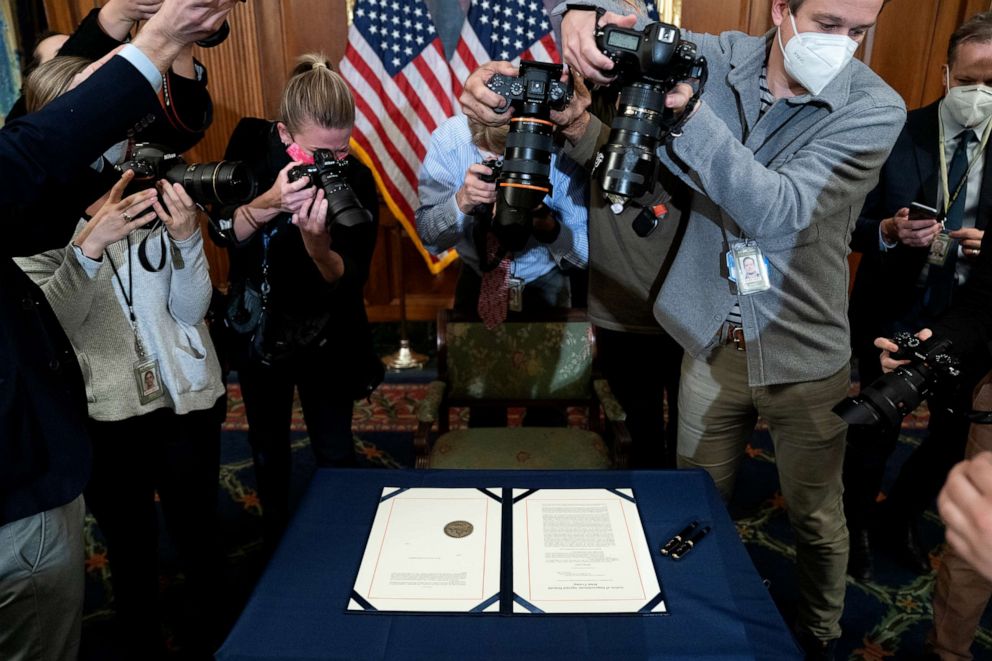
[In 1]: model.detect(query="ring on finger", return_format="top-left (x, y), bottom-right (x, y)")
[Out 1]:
top-left (122, 212), bottom-right (133, 222)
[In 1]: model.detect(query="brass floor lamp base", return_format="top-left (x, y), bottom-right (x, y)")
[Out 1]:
top-left (382, 339), bottom-right (427, 371)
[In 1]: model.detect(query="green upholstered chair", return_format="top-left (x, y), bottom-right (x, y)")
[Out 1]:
top-left (413, 310), bottom-right (631, 469)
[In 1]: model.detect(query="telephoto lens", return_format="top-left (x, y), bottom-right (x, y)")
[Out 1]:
top-left (485, 61), bottom-right (571, 253)
top-left (164, 160), bottom-right (255, 207)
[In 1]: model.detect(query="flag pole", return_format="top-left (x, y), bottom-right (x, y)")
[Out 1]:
top-left (382, 224), bottom-right (427, 371)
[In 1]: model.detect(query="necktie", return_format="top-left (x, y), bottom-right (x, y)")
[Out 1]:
top-left (477, 233), bottom-right (511, 329)
top-left (925, 129), bottom-right (976, 316)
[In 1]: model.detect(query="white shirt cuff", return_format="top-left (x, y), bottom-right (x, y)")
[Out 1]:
top-left (878, 224), bottom-right (898, 251)
top-left (118, 44), bottom-right (163, 94)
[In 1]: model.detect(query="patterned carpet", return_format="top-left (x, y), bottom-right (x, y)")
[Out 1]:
top-left (78, 380), bottom-right (992, 660)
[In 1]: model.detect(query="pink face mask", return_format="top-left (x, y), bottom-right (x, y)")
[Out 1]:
top-left (286, 143), bottom-right (315, 165)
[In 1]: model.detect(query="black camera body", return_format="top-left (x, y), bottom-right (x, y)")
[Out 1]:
top-left (597, 22), bottom-right (705, 89)
top-left (477, 158), bottom-right (503, 185)
top-left (483, 62), bottom-right (572, 253)
top-left (593, 22), bottom-right (707, 208)
top-left (117, 143), bottom-right (255, 207)
top-left (833, 332), bottom-right (962, 431)
top-left (485, 62), bottom-right (572, 115)
top-left (287, 149), bottom-right (371, 230)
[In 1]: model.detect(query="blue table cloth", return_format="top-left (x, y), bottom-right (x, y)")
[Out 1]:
top-left (218, 469), bottom-right (801, 660)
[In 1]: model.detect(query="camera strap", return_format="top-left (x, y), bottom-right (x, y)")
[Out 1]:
top-left (137, 221), bottom-right (169, 273)
top-left (107, 236), bottom-right (167, 404)
top-left (666, 61), bottom-right (708, 140)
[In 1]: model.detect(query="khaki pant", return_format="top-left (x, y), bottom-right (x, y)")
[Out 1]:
top-left (0, 495), bottom-right (85, 661)
top-left (678, 345), bottom-right (850, 640)
top-left (928, 374), bottom-right (992, 660)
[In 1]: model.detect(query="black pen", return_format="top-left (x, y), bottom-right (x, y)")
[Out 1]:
top-left (660, 520), bottom-right (699, 556)
top-left (670, 526), bottom-right (711, 560)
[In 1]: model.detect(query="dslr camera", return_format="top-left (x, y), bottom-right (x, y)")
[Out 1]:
top-left (833, 332), bottom-right (962, 431)
top-left (594, 21), bottom-right (707, 209)
top-left (287, 149), bottom-right (371, 230)
top-left (117, 143), bottom-right (255, 207)
top-left (485, 61), bottom-right (572, 253)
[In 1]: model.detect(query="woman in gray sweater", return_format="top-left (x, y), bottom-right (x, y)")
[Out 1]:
top-left (16, 167), bottom-right (227, 657)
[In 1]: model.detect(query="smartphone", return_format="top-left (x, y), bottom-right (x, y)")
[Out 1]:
top-left (907, 202), bottom-right (939, 221)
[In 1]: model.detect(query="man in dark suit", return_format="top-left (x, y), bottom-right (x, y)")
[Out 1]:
top-left (0, 3), bottom-right (237, 658)
top-left (844, 11), bottom-right (992, 580)
top-left (876, 198), bottom-right (992, 660)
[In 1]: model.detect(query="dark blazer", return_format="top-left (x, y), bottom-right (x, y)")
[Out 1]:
top-left (0, 54), bottom-right (161, 526)
top-left (849, 100), bottom-right (992, 353)
top-left (6, 8), bottom-right (212, 152)
top-left (934, 225), bottom-right (992, 367)
top-left (3, 9), bottom-right (213, 257)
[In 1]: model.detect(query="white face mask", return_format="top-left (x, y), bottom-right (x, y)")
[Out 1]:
top-left (777, 12), bottom-right (858, 96)
top-left (943, 73), bottom-right (992, 128)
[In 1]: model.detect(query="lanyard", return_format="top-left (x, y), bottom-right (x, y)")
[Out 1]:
top-left (938, 115), bottom-right (992, 217)
top-left (106, 235), bottom-right (147, 358)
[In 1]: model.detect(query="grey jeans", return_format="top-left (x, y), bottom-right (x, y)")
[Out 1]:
top-left (0, 495), bottom-right (85, 661)
top-left (677, 344), bottom-right (850, 641)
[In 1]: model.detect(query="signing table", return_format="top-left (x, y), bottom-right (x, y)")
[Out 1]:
top-left (217, 469), bottom-right (800, 660)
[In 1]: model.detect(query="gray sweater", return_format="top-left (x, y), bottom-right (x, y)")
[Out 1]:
top-left (16, 222), bottom-right (225, 421)
top-left (554, 1), bottom-right (906, 385)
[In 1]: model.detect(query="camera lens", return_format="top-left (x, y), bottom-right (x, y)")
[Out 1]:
top-left (494, 115), bottom-right (555, 250)
top-left (318, 176), bottom-right (370, 228)
top-left (599, 83), bottom-right (669, 201)
top-left (165, 161), bottom-right (255, 206)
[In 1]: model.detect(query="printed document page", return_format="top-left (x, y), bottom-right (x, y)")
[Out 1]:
top-left (511, 489), bottom-right (664, 614)
top-left (349, 487), bottom-right (502, 612)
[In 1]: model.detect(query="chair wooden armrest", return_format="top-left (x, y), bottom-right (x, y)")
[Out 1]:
top-left (414, 380), bottom-right (448, 469)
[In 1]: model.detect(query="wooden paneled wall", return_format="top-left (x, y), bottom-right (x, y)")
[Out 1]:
top-left (41, 0), bottom-right (992, 321)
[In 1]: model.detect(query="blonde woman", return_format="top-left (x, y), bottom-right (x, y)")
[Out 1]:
top-left (210, 53), bottom-right (381, 548)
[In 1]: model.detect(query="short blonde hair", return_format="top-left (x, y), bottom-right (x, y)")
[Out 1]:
top-left (24, 55), bottom-right (91, 113)
top-left (280, 53), bottom-right (355, 134)
top-left (468, 117), bottom-right (509, 155)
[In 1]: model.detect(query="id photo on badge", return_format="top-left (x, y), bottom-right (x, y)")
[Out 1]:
top-left (732, 245), bottom-right (771, 295)
top-left (135, 358), bottom-right (164, 405)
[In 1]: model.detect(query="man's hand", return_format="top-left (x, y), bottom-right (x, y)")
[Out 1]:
top-left (880, 207), bottom-right (941, 248)
top-left (951, 227), bottom-right (984, 259)
top-left (99, 0), bottom-right (164, 41)
top-left (874, 328), bottom-right (933, 373)
top-left (552, 71), bottom-right (592, 144)
top-left (460, 61), bottom-right (518, 128)
top-left (132, 0), bottom-right (238, 72)
top-left (455, 164), bottom-right (498, 214)
top-left (939, 452), bottom-right (992, 582)
top-left (560, 9), bottom-right (636, 86)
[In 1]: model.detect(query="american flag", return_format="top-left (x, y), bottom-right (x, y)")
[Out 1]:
top-left (340, 0), bottom-right (460, 274)
top-left (449, 0), bottom-right (560, 96)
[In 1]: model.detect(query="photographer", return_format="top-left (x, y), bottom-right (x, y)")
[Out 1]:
top-left (527, 58), bottom-right (689, 468)
top-left (844, 12), bottom-right (992, 581)
top-left (6, 1), bottom-right (214, 259)
top-left (460, 0), bottom-right (906, 654)
top-left (416, 111), bottom-right (588, 327)
top-left (210, 54), bottom-right (381, 548)
top-left (874, 203), bottom-right (992, 658)
top-left (15, 168), bottom-right (226, 657)
top-left (7, 0), bottom-right (213, 155)
top-left (0, 1), bottom-right (238, 658)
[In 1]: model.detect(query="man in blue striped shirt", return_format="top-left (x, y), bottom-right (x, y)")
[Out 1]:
top-left (416, 113), bottom-right (589, 316)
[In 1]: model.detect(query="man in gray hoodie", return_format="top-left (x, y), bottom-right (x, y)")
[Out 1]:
top-left (461, 0), bottom-right (905, 656)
